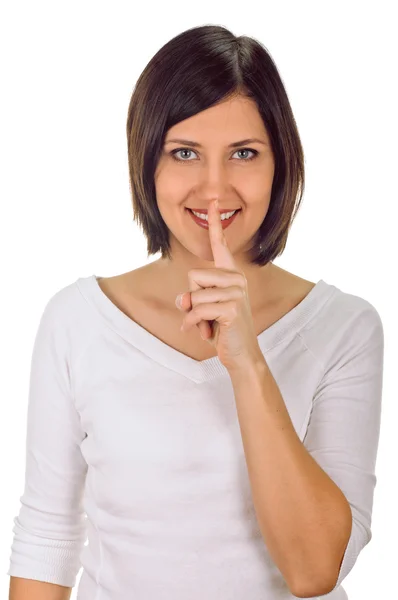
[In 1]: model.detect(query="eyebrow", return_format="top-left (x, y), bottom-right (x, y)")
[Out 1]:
top-left (164, 137), bottom-right (268, 148)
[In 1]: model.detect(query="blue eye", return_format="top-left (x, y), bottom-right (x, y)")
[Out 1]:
top-left (170, 147), bottom-right (259, 163)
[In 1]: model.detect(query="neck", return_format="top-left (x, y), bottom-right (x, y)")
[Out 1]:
top-left (150, 255), bottom-right (278, 313)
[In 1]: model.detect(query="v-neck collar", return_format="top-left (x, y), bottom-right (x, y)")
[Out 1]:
top-left (75, 274), bottom-right (337, 383)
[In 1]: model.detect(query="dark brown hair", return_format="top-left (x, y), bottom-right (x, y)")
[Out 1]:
top-left (126, 24), bottom-right (305, 266)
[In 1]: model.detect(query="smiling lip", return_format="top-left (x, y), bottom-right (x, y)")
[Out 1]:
top-left (187, 207), bottom-right (240, 230)
top-left (187, 208), bottom-right (241, 214)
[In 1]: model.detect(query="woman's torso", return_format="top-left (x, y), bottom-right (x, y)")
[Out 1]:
top-left (96, 263), bottom-right (316, 362)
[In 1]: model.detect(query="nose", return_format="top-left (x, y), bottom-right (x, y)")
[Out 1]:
top-left (196, 163), bottom-right (231, 200)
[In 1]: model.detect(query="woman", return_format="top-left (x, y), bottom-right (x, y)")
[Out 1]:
top-left (8, 24), bottom-right (384, 600)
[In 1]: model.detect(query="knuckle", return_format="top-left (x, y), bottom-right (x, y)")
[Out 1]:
top-left (230, 304), bottom-right (239, 319)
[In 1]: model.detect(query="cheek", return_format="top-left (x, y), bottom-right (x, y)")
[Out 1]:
top-left (156, 166), bottom-right (186, 194)
top-left (246, 171), bottom-right (273, 192)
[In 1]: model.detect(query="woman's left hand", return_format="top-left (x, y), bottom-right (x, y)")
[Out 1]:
top-left (175, 198), bottom-right (264, 374)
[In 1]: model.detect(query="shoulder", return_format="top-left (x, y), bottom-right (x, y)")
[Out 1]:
top-left (99, 266), bottom-right (150, 301)
top-left (97, 265), bottom-right (166, 316)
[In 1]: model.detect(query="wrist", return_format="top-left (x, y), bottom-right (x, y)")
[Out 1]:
top-left (228, 352), bottom-right (269, 385)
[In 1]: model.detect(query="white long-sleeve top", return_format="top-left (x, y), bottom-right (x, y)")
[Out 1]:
top-left (7, 274), bottom-right (384, 599)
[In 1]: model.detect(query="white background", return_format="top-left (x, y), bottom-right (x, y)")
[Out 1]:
top-left (1, 1), bottom-right (396, 598)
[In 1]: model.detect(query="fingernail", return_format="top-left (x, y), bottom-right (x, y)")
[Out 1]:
top-left (175, 293), bottom-right (184, 309)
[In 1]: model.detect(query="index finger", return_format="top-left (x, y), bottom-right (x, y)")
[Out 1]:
top-left (208, 198), bottom-right (236, 271)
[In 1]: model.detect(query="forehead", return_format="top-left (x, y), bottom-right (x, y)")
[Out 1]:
top-left (165, 96), bottom-right (269, 144)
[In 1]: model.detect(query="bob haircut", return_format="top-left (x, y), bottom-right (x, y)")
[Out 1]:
top-left (126, 24), bottom-right (305, 266)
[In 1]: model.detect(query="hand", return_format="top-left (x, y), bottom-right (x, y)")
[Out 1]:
top-left (175, 198), bottom-right (264, 373)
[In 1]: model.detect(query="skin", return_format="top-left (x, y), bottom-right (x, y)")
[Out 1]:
top-left (152, 93), bottom-right (279, 313)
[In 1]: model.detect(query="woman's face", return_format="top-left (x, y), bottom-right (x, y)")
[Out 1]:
top-left (154, 94), bottom-right (275, 268)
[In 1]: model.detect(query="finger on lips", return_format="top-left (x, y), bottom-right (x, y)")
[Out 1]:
top-left (177, 198), bottom-right (229, 340)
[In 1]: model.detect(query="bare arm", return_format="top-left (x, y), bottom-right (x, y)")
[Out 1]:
top-left (228, 305), bottom-right (384, 597)
top-left (229, 360), bottom-right (352, 597)
top-left (9, 577), bottom-right (72, 600)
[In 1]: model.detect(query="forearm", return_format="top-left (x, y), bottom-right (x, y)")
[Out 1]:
top-left (9, 577), bottom-right (72, 600)
top-left (229, 359), bottom-right (352, 598)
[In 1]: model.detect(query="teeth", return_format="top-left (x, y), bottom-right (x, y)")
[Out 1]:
top-left (191, 209), bottom-right (237, 221)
